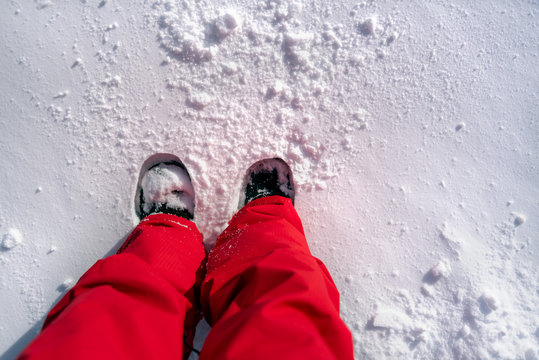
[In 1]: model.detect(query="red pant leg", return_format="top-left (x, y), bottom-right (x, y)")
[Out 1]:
top-left (18, 214), bottom-right (206, 360)
top-left (200, 196), bottom-right (354, 360)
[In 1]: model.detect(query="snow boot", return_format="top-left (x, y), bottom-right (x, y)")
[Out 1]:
top-left (240, 158), bottom-right (295, 207)
top-left (134, 153), bottom-right (195, 221)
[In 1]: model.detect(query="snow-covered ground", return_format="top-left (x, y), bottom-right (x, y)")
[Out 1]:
top-left (1, 0), bottom-right (537, 359)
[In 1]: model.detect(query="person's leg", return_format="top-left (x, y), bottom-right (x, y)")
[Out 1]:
top-left (19, 154), bottom-right (205, 360)
top-left (200, 195), bottom-right (354, 360)
top-left (18, 214), bottom-right (206, 360)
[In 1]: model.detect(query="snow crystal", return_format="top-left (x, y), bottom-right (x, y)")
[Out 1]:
top-left (1, 228), bottom-right (23, 250)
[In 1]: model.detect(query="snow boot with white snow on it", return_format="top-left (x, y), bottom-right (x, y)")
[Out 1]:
top-left (240, 158), bottom-right (295, 207)
top-left (134, 153), bottom-right (195, 221)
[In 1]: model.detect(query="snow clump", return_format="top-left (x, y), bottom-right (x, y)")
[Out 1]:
top-left (140, 164), bottom-right (195, 217)
top-left (158, 11), bottom-right (213, 63)
top-left (359, 16), bottom-right (378, 36)
top-left (1, 228), bottom-right (23, 250)
top-left (425, 258), bottom-right (452, 283)
top-left (211, 11), bottom-right (241, 41)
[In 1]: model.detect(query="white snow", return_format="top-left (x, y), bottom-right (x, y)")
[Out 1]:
top-left (513, 212), bottom-right (527, 227)
top-left (1, 229), bottom-right (23, 250)
top-left (359, 16), bottom-right (378, 37)
top-left (425, 258), bottom-right (452, 283)
top-left (187, 92), bottom-right (214, 110)
top-left (211, 11), bottom-right (241, 41)
top-left (57, 278), bottom-right (75, 293)
top-left (1, 0), bottom-right (538, 359)
top-left (371, 308), bottom-right (413, 331)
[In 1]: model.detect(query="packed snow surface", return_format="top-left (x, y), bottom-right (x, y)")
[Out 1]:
top-left (1, 0), bottom-right (537, 359)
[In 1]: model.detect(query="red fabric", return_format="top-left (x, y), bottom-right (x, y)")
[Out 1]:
top-left (200, 196), bottom-right (353, 360)
top-left (18, 196), bottom-right (353, 360)
top-left (18, 214), bottom-right (206, 360)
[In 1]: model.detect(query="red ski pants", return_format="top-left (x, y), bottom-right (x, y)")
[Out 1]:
top-left (18, 196), bottom-right (353, 360)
